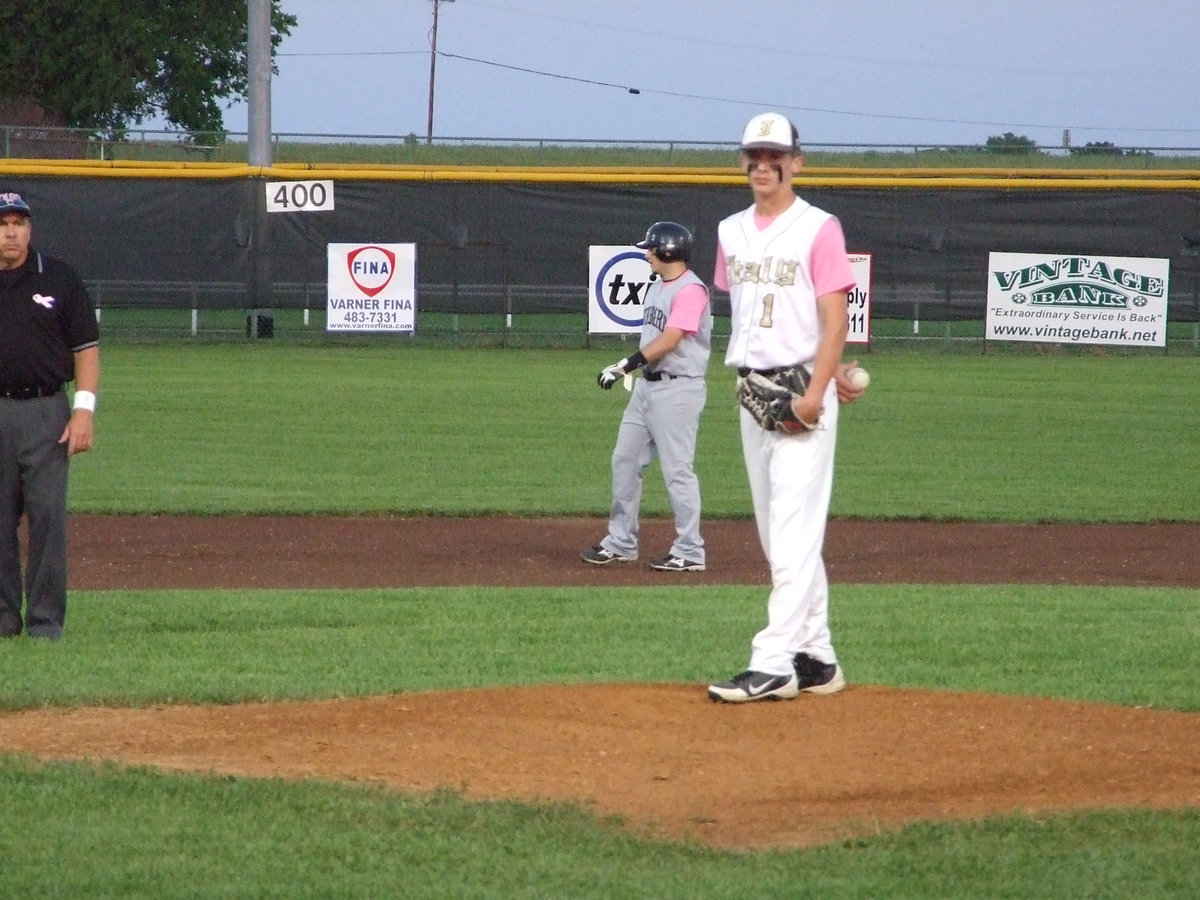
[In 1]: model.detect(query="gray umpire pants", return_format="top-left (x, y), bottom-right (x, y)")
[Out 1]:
top-left (0, 394), bottom-right (71, 639)
top-left (601, 376), bottom-right (706, 563)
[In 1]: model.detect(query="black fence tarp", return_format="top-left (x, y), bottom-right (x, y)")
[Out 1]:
top-left (6, 176), bottom-right (1200, 321)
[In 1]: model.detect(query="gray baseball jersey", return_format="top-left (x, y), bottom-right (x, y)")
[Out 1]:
top-left (639, 269), bottom-right (711, 377)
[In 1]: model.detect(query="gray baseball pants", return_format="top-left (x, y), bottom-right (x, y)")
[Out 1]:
top-left (0, 394), bottom-right (71, 639)
top-left (600, 377), bottom-right (706, 563)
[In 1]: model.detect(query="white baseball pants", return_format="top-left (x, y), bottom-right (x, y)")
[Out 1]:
top-left (739, 379), bottom-right (840, 676)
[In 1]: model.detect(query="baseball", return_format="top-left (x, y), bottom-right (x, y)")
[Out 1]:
top-left (847, 366), bottom-right (870, 390)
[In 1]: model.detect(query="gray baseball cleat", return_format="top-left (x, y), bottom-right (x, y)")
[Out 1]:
top-left (649, 554), bottom-right (705, 572)
top-left (580, 545), bottom-right (636, 565)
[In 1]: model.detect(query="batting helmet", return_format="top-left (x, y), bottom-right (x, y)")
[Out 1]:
top-left (634, 221), bottom-right (693, 262)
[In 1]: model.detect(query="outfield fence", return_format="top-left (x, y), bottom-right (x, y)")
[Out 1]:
top-left (2, 159), bottom-right (1195, 353)
top-left (86, 278), bottom-right (1200, 355)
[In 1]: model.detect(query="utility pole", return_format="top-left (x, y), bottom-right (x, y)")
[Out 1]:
top-left (427, 0), bottom-right (455, 144)
top-left (247, 0), bottom-right (272, 166)
top-left (246, 0), bottom-right (274, 337)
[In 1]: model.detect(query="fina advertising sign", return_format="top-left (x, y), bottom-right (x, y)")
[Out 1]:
top-left (326, 243), bottom-right (416, 332)
top-left (986, 252), bottom-right (1169, 347)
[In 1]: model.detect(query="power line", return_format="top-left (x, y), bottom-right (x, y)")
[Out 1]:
top-left (278, 50), bottom-right (425, 57)
top-left (438, 52), bottom-right (640, 94)
top-left (437, 51), bottom-right (1200, 135)
top-left (275, 47), bottom-right (1200, 136)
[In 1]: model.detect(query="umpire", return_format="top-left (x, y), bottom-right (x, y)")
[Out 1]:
top-left (0, 191), bottom-right (99, 640)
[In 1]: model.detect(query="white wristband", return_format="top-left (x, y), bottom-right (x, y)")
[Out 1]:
top-left (73, 390), bottom-right (96, 413)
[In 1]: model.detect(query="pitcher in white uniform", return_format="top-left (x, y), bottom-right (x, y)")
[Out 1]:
top-left (707, 113), bottom-right (867, 703)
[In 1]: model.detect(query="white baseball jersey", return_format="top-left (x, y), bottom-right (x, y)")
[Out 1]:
top-left (717, 199), bottom-right (837, 371)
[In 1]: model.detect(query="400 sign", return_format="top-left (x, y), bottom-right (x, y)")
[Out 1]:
top-left (265, 180), bottom-right (335, 213)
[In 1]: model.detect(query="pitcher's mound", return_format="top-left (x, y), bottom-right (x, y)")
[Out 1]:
top-left (4, 683), bottom-right (1197, 849)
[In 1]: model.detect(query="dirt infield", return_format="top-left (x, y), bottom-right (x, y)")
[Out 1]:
top-left (65, 515), bottom-right (1200, 590)
top-left (3, 516), bottom-right (1198, 849)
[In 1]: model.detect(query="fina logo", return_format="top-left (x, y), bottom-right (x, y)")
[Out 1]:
top-left (346, 245), bottom-right (396, 297)
top-left (594, 250), bottom-right (657, 328)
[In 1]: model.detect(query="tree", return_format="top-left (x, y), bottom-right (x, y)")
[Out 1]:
top-left (1070, 140), bottom-right (1120, 156)
top-left (0, 2), bottom-right (296, 140)
top-left (984, 132), bottom-right (1042, 155)
top-left (1066, 141), bottom-right (1155, 159)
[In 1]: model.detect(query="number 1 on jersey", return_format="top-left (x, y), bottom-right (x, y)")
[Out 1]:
top-left (759, 292), bottom-right (775, 328)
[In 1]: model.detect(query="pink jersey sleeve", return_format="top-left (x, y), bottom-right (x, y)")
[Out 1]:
top-left (810, 217), bottom-right (856, 297)
top-left (664, 283), bottom-right (709, 332)
top-left (713, 244), bottom-right (729, 292)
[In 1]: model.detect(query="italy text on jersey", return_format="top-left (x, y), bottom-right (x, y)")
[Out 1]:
top-left (725, 256), bottom-right (800, 287)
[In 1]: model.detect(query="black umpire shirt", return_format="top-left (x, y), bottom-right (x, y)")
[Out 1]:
top-left (0, 249), bottom-right (99, 393)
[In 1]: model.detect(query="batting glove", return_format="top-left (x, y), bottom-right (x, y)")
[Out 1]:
top-left (596, 350), bottom-right (647, 390)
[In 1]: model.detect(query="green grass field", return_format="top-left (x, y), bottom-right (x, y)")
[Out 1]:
top-left (92, 306), bottom-right (1200, 356)
top-left (73, 345), bottom-right (1197, 521)
top-left (2, 344), bottom-right (1198, 898)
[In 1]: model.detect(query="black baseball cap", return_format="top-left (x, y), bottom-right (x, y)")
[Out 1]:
top-left (0, 192), bottom-right (31, 216)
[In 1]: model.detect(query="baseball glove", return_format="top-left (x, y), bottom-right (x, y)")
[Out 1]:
top-left (737, 366), bottom-right (816, 433)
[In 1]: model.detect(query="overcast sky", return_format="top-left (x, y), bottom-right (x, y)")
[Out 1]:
top-left (185, 0), bottom-right (1200, 150)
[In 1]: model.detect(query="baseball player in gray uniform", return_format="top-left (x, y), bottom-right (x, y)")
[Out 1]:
top-left (706, 113), bottom-right (865, 702)
top-left (582, 222), bottom-right (713, 572)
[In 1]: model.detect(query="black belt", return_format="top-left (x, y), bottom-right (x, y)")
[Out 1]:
top-left (737, 366), bottom-right (796, 378)
top-left (643, 371), bottom-right (686, 382)
top-left (0, 384), bottom-right (63, 400)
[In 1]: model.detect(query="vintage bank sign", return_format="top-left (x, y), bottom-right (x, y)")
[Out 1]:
top-left (986, 252), bottom-right (1169, 348)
